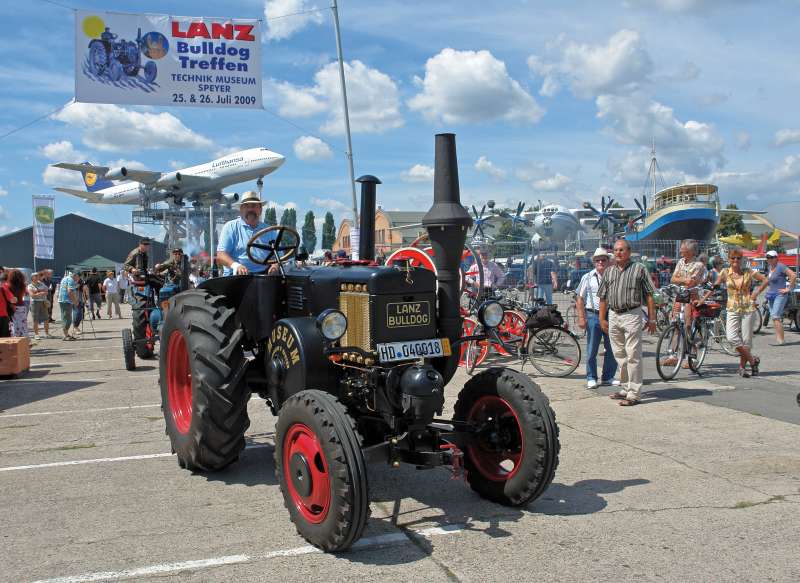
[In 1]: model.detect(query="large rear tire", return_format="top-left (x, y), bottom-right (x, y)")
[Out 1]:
top-left (159, 290), bottom-right (249, 472)
top-left (454, 368), bottom-right (559, 506)
top-left (132, 296), bottom-right (153, 359)
top-left (275, 390), bottom-right (369, 552)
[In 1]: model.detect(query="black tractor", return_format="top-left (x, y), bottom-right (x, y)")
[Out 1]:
top-left (159, 134), bottom-right (559, 551)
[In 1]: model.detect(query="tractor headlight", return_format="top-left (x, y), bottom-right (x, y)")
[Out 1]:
top-left (478, 300), bottom-right (504, 329)
top-left (317, 309), bottom-right (347, 341)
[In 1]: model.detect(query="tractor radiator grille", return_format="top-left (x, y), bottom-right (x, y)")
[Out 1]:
top-left (287, 284), bottom-right (305, 312)
top-left (339, 291), bottom-right (372, 351)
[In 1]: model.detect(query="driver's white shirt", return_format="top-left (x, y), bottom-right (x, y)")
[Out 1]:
top-left (217, 217), bottom-right (275, 275)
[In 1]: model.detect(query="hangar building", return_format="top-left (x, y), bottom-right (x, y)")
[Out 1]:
top-left (0, 213), bottom-right (166, 275)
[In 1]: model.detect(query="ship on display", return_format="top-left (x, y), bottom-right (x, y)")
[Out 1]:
top-left (623, 146), bottom-right (720, 242)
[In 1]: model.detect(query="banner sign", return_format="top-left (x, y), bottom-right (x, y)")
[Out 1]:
top-left (32, 195), bottom-right (56, 260)
top-left (75, 11), bottom-right (262, 109)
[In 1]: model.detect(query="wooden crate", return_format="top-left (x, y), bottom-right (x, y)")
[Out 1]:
top-left (0, 337), bottom-right (30, 376)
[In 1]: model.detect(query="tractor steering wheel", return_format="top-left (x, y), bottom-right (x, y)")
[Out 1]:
top-left (246, 225), bottom-right (300, 266)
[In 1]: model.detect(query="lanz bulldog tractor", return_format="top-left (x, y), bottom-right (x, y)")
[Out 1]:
top-left (159, 134), bottom-right (560, 551)
top-left (88, 26), bottom-right (157, 83)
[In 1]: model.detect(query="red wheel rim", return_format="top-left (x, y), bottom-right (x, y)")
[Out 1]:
top-left (166, 331), bottom-right (192, 434)
top-left (283, 424), bottom-right (331, 524)
top-left (386, 247), bottom-right (437, 273)
top-left (467, 396), bottom-right (523, 482)
top-left (495, 310), bottom-right (526, 356)
top-left (460, 318), bottom-right (488, 366)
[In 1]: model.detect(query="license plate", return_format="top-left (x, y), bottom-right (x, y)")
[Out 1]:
top-left (376, 338), bottom-right (451, 363)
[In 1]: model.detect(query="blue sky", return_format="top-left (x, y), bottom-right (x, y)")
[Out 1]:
top-left (1, 0), bottom-right (799, 241)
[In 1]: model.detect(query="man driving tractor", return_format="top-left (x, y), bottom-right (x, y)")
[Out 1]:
top-left (217, 190), bottom-right (280, 276)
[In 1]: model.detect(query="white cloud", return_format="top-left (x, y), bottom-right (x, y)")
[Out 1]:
top-left (214, 146), bottom-right (245, 158)
top-left (596, 93), bottom-right (725, 175)
top-left (169, 160), bottom-right (184, 170)
top-left (311, 196), bottom-right (350, 213)
top-left (408, 48), bottom-right (544, 124)
top-left (52, 103), bottom-right (212, 152)
top-left (736, 131), bottom-right (751, 151)
top-left (401, 164), bottom-right (435, 183)
top-left (103, 159), bottom-right (148, 170)
top-left (293, 136), bottom-right (333, 161)
top-left (271, 60), bottom-right (403, 134)
top-left (530, 29), bottom-right (652, 99)
top-left (0, 224), bottom-right (22, 235)
top-left (533, 173), bottom-right (572, 191)
top-left (0, 205), bottom-right (8, 220)
top-left (474, 156), bottom-right (506, 180)
top-left (264, 0), bottom-right (324, 41)
top-left (42, 165), bottom-right (85, 189)
top-left (773, 129), bottom-right (800, 147)
top-left (40, 140), bottom-right (86, 162)
top-left (0, 185), bottom-right (7, 197)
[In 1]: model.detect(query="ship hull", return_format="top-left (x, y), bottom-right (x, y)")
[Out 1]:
top-left (625, 205), bottom-right (718, 242)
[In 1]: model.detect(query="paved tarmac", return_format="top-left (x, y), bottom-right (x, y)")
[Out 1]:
top-left (1, 305), bottom-right (799, 582)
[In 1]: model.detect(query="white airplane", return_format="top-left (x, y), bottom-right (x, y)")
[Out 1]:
top-left (50, 147), bottom-right (285, 207)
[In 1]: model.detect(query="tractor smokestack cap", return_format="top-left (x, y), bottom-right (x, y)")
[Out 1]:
top-left (422, 133), bottom-right (472, 229)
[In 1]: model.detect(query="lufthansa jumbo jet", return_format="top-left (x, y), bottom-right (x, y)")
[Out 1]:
top-left (50, 147), bottom-right (285, 207)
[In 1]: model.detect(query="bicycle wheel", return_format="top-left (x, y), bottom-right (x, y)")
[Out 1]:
top-left (526, 327), bottom-right (581, 377)
top-left (713, 316), bottom-right (737, 356)
top-left (460, 317), bottom-right (488, 369)
top-left (465, 340), bottom-right (479, 375)
top-left (687, 320), bottom-right (710, 372)
top-left (565, 305), bottom-right (584, 339)
top-left (655, 323), bottom-right (684, 380)
top-left (752, 306), bottom-right (764, 334)
top-left (495, 310), bottom-right (526, 356)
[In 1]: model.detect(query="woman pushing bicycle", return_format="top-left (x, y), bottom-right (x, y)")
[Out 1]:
top-left (699, 247), bottom-right (768, 378)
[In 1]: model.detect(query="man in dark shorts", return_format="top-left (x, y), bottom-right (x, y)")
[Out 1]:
top-left (85, 267), bottom-right (104, 319)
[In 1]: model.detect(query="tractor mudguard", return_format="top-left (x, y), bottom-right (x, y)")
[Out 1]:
top-left (265, 317), bottom-right (340, 410)
top-left (199, 275), bottom-right (283, 343)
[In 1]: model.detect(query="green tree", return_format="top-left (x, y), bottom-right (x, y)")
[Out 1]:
top-left (494, 211), bottom-right (529, 256)
top-left (302, 210), bottom-right (317, 254)
top-left (280, 208), bottom-right (297, 228)
top-left (322, 212), bottom-right (336, 249)
top-left (264, 207), bottom-right (277, 226)
top-left (717, 203), bottom-right (747, 237)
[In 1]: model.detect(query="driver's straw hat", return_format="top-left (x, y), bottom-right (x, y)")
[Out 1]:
top-left (235, 191), bottom-right (264, 206)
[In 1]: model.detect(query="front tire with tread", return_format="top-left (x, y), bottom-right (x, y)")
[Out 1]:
top-left (454, 368), bottom-right (559, 506)
top-left (275, 390), bottom-right (369, 552)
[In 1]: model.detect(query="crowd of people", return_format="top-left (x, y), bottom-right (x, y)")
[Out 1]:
top-left (571, 239), bottom-right (796, 404)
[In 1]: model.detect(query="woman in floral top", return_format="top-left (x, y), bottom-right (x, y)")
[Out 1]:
top-left (701, 247), bottom-right (768, 377)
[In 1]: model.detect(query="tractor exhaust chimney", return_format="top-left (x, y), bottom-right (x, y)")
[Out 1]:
top-left (356, 175), bottom-right (380, 262)
top-left (422, 133), bottom-right (472, 383)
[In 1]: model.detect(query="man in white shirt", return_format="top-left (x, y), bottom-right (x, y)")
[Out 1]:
top-left (117, 271), bottom-right (130, 304)
top-left (103, 270), bottom-right (122, 319)
top-left (576, 247), bottom-right (619, 389)
top-left (465, 246), bottom-right (505, 296)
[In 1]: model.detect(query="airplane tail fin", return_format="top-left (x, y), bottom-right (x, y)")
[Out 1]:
top-left (79, 162), bottom-right (114, 192)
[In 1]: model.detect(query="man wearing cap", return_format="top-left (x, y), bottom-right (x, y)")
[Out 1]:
top-left (124, 238), bottom-right (152, 274)
top-left (155, 248), bottom-right (185, 285)
top-left (217, 191), bottom-right (279, 275)
top-left (576, 248), bottom-right (619, 389)
top-left (764, 249), bottom-right (796, 345)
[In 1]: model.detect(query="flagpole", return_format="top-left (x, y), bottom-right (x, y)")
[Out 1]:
top-left (32, 196), bottom-right (37, 272)
top-left (331, 0), bottom-right (359, 255)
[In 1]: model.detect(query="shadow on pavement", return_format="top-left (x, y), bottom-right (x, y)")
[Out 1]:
top-left (0, 379), bottom-right (103, 411)
top-left (200, 439), bottom-right (279, 487)
top-left (646, 387), bottom-right (714, 400)
top-left (532, 478), bottom-right (650, 515)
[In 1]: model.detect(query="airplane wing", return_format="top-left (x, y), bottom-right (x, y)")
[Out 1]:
top-left (120, 169), bottom-right (162, 184)
top-left (54, 187), bottom-right (103, 203)
top-left (720, 208), bottom-right (766, 216)
top-left (52, 162), bottom-right (110, 175)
